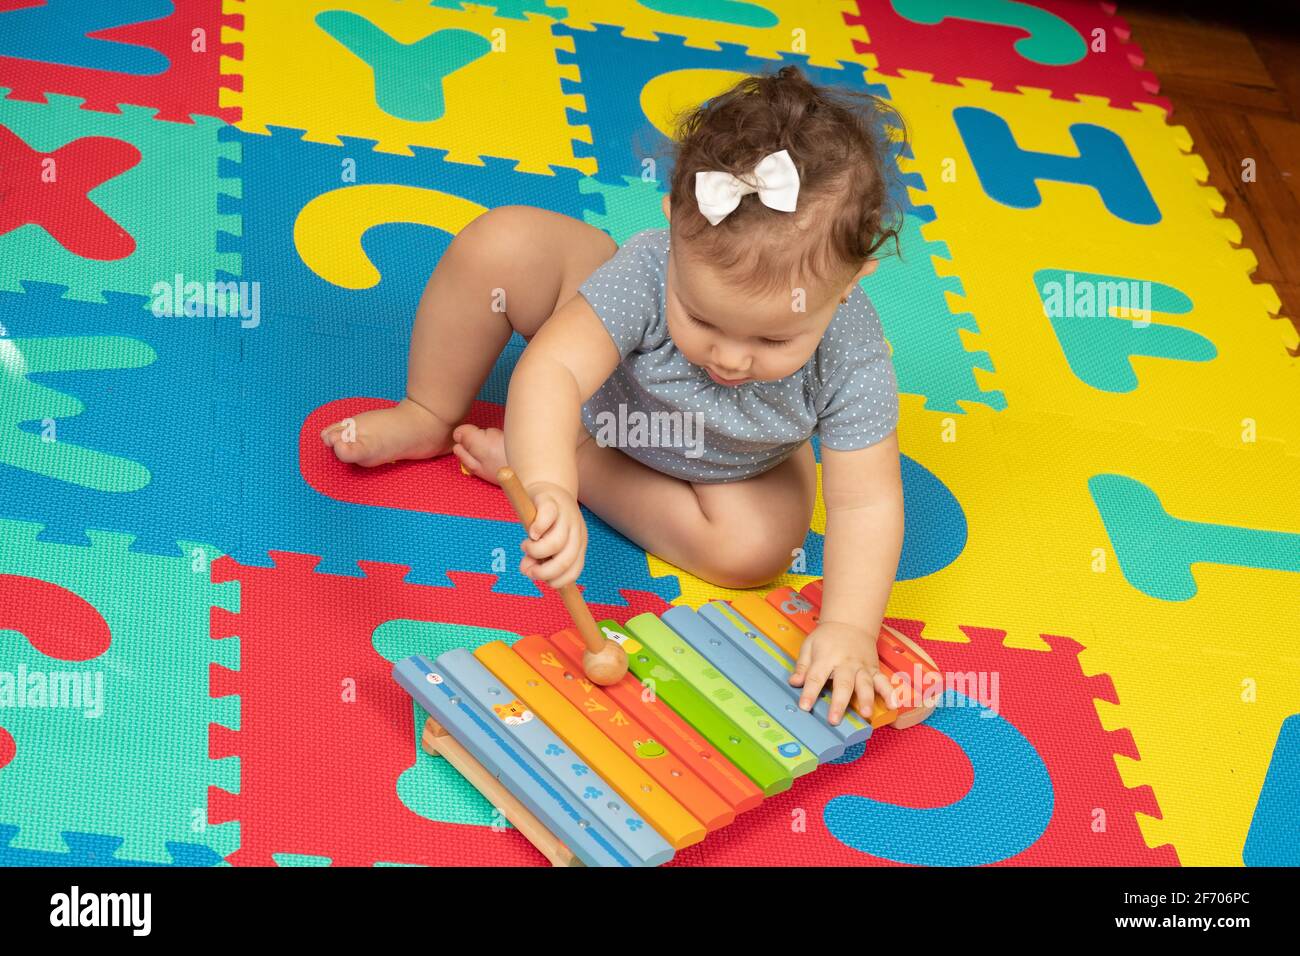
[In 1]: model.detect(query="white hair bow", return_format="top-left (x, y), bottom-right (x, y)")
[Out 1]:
top-left (694, 148), bottom-right (800, 226)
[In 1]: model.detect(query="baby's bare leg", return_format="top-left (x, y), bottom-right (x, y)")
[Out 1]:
top-left (574, 436), bottom-right (819, 589)
top-left (322, 206), bottom-right (617, 466)
top-left (453, 420), bottom-right (819, 589)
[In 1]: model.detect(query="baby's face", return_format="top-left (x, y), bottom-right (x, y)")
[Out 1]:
top-left (665, 241), bottom-right (843, 387)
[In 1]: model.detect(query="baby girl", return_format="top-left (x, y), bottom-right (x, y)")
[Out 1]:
top-left (322, 66), bottom-right (906, 725)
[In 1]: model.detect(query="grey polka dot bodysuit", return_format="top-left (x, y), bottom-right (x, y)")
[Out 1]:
top-left (578, 228), bottom-right (899, 484)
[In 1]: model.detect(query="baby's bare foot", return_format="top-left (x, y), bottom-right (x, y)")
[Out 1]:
top-left (451, 423), bottom-right (508, 484)
top-left (320, 397), bottom-right (455, 467)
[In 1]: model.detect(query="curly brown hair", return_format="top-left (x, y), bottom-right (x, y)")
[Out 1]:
top-left (662, 65), bottom-right (906, 301)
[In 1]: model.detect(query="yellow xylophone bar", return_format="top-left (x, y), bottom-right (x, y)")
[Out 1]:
top-left (511, 632), bottom-right (736, 831)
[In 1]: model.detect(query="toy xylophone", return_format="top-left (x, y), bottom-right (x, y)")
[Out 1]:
top-left (393, 578), bottom-right (940, 866)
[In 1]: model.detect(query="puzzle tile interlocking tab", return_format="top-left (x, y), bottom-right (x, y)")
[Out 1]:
top-left (869, 214), bottom-right (1005, 414)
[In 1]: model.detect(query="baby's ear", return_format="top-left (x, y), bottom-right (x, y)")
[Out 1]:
top-left (661, 192), bottom-right (672, 222)
top-left (859, 258), bottom-right (880, 278)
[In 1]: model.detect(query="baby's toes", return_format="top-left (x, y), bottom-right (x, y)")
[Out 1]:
top-left (320, 421), bottom-right (346, 446)
top-left (464, 427), bottom-right (506, 470)
top-left (456, 425), bottom-right (493, 459)
top-left (320, 422), bottom-right (383, 465)
top-left (452, 442), bottom-right (485, 478)
top-left (454, 427), bottom-right (510, 483)
top-left (332, 436), bottom-right (381, 465)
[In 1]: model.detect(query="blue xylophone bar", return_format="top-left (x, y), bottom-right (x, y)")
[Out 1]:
top-left (393, 653), bottom-right (666, 867)
top-left (696, 600), bottom-right (873, 750)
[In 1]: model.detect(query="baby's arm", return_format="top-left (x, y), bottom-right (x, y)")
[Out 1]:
top-left (501, 292), bottom-right (621, 585)
top-left (792, 432), bottom-right (905, 721)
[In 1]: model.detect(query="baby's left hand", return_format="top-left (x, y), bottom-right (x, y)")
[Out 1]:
top-left (790, 621), bottom-right (897, 725)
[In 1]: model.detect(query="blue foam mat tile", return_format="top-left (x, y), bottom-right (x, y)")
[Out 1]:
top-left (225, 312), bottom-right (677, 605)
top-left (553, 24), bottom-right (933, 222)
top-left (226, 124), bottom-right (603, 340)
top-left (0, 825), bottom-right (223, 867)
top-left (1244, 714), bottom-right (1300, 866)
top-left (0, 282), bottom-right (241, 555)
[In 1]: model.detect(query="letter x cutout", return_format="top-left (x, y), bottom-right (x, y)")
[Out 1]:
top-left (0, 125), bottom-right (141, 260)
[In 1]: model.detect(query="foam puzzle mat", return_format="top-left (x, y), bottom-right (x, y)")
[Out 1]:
top-left (1, 0), bottom-right (1296, 867)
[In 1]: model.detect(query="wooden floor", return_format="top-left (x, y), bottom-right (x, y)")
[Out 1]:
top-left (1125, 6), bottom-right (1300, 354)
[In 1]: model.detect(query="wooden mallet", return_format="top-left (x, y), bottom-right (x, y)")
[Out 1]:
top-left (496, 466), bottom-right (629, 686)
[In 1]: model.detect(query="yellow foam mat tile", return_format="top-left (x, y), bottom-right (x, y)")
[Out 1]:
top-left (221, 0), bottom-right (595, 171)
top-left (649, 397), bottom-right (1071, 651)
top-left (989, 411), bottom-right (1300, 863)
top-left (883, 74), bottom-right (1298, 445)
top-left (561, 0), bottom-right (863, 67)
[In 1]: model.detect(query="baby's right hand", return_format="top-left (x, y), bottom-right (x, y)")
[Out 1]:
top-left (519, 481), bottom-right (587, 590)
